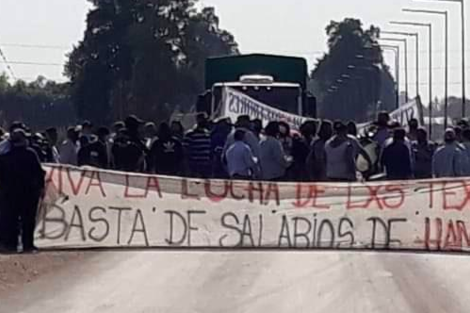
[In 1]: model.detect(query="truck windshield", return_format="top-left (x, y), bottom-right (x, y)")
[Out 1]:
top-left (214, 86), bottom-right (301, 115)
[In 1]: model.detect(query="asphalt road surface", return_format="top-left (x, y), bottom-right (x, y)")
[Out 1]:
top-left (2, 250), bottom-right (470, 313)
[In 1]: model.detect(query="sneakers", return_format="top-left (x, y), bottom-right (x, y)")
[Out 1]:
top-left (22, 246), bottom-right (39, 254)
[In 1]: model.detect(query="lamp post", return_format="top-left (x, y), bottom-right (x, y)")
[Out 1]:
top-left (381, 45), bottom-right (400, 109)
top-left (391, 21), bottom-right (433, 135)
top-left (403, 8), bottom-right (449, 129)
top-left (413, 0), bottom-right (466, 118)
top-left (379, 37), bottom-right (409, 102)
top-left (381, 31), bottom-right (420, 99)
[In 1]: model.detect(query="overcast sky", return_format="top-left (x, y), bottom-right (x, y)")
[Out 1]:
top-left (0, 0), bottom-right (469, 104)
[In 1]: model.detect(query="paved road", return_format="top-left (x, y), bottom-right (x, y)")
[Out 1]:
top-left (2, 251), bottom-right (470, 313)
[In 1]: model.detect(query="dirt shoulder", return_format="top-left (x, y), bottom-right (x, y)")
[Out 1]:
top-left (0, 251), bottom-right (86, 294)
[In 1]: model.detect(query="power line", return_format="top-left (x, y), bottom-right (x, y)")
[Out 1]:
top-left (301, 49), bottom-right (470, 57)
top-left (0, 43), bottom-right (70, 50)
top-left (407, 82), bottom-right (470, 86)
top-left (0, 61), bottom-right (63, 67)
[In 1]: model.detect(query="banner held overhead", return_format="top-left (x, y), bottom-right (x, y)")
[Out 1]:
top-left (220, 87), bottom-right (311, 130)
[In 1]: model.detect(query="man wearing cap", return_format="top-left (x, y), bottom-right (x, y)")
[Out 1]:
top-left (78, 127), bottom-right (110, 169)
top-left (125, 115), bottom-right (146, 147)
top-left (433, 128), bottom-right (466, 178)
top-left (0, 129), bottom-right (45, 252)
top-left (0, 121), bottom-right (28, 156)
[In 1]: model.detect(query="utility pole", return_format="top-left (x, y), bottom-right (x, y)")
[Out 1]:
top-left (413, 0), bottom-right (466, 118)
top-left (379, 37), bottom-right (409, 102)
top-left (391, 21), bottom-right (433, 135)
top-left (381, 45), bottom-right (401, 109)
top-left (382, 31), bottom-right (420, 99)
top-left (403, 8), bottom-right (450, 129)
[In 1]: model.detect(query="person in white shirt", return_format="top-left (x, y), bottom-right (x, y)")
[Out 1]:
top-left (59, 127), bottom-right (80, 166)
top-left (45, 127), bottom-right (60, 163)
top-left (225, 129), bottom-right (257, 180)
top-left (259, 122), bottom-right (290, 181)
top-left (325, 121), bottom-right (357, 182)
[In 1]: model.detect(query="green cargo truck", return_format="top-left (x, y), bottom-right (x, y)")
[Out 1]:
top-left (197, 54), bottom-right (317, 118)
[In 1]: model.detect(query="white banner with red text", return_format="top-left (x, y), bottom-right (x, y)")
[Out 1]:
top-left (36, 164), bottom-right (470, 252)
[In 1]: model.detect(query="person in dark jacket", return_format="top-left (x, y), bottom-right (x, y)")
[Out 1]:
top-left (0, 129), bottom-right (45, 253)
top-left (291, 121), bottom-right (316, 181)
top-left (251, 118), bottom-right (263, 141)
top-left (307, 120), bottom-right (333, 181)
top-left (381, 128), bottom-right (413, 180)
top-left (125, 115), bottom-right (148, 152)
top-left (111, 129), bottom-right (145, 172)
top-left (30, 133), bottom-right (48, 162)
top-left (78, 127), bottom-right (110, 169)
top-left (184, 113), bottom-right (212, 178)
top-left (211, 118), bottom-right (232, 178)
top-left (149, 122), bottom-right (184, 175)
top-left (412, 127), bottom-right (435, 179)
top-left (170, 121), bottom-right (185, 141)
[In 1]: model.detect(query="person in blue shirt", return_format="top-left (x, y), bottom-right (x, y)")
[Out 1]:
top-left (225, 129), bottom-right (257, 180)
top-left (433, 128), bottom-right (466, 178)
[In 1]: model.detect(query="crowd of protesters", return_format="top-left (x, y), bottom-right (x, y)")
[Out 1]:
top-left (1, 111), bottom-right (470, 182)
top-left (1, 110), bottom-right (470, 253)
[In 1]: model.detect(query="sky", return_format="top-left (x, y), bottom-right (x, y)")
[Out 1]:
top-left (0, 0), bottom-right (469, 105)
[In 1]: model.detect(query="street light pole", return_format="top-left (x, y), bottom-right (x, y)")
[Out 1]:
top-left (414, 0), bottom-right (466, 118)
top-left (382, 31), bottom-right (420, 99)
top-left (381, 45), bottom-right (400, 109)
top-left (391, 21), bottom-right (433, 135)
top-left (403, 8), bottom-right (450, 129)
top-left (462, 0), bottom-right (466, 117)
top-left (380, 38), bottom-right (409, 102)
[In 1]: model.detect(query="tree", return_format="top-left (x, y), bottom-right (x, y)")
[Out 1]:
top-left (65, 0), bottom-right (238, 124)
top-left (0, 74), bottom-right (76, 130)
top-left (310, 18), bottom-right (396, 122)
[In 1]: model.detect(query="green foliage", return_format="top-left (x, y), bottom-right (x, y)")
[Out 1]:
top-left (311, 18), bottom-right (396, 122)
top-left (0, 74), bottom-right (76, 130)
top-left (66, 0), bottom-right (239, 124)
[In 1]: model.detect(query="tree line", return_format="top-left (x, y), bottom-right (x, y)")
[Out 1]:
top-left (0, 74), bottom-right (76, 130)
top-left (6, 3), bottom-right (466, 128)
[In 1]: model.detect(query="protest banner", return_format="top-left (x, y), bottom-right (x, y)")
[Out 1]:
top-left (389, 96), bottom-right (424, 127)
top-left (220, 87), bottom-right (311, 130)
top-left (357, 97), bottom-right (424, 135)
top-left (36, 164), bottom-right (470, 253)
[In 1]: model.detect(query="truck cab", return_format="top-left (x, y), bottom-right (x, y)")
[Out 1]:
top-left (197, 54), bottom-right (316, 118)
